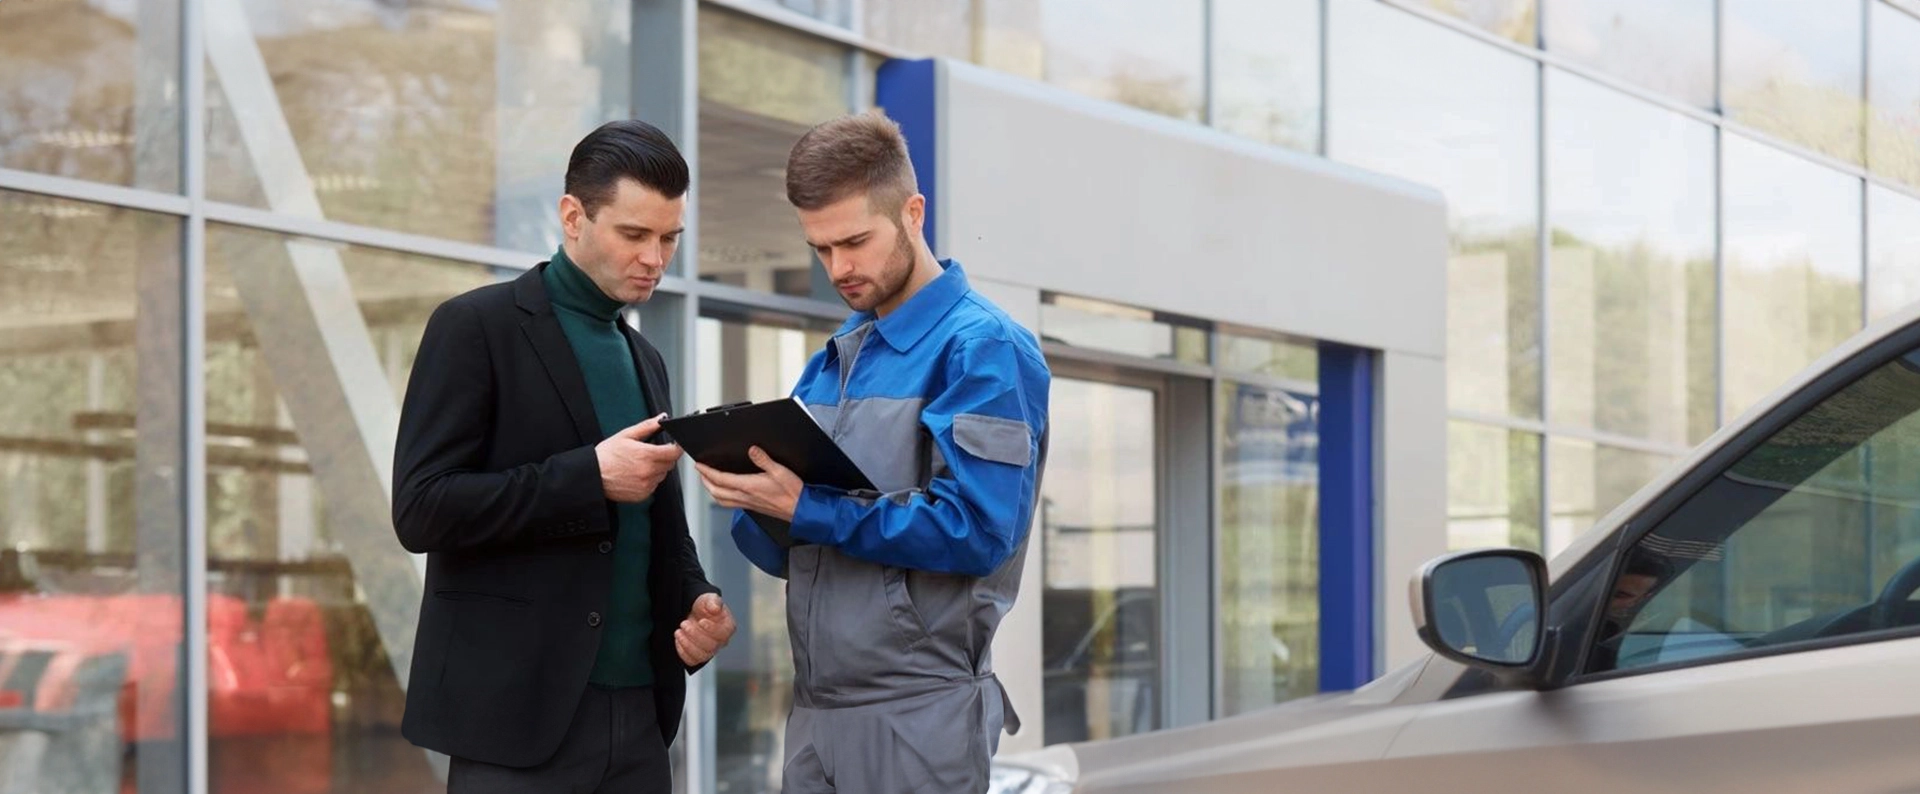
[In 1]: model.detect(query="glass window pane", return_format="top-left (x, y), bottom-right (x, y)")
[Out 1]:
top-left (1546, 71), bottom-right (1718, 446)
top-left (1042, 378), bottom-right (1161, 744)
top-left (694, 307), bottom-right (835, 794)
top-left (1037, 294), bottom-right (1209, 365)
top-left (203, 224), bottom-right (494, 791)
top-left (0, 191), bottom-right (183, 792)
top-left (1591, 348), bottom-right (1920, 673)
top-left (864, 0), bottom-right (977, 61)
top-left (205, 0), bottom-right (631, 248)
top-left (1331, 0), bottom-right (1541, 419)
top-left (1210, 0), bottom-right (1321, 152)
top-left (1218, 381), bottom-right (1320, 715)
top-left (1547, 438), bottom-right (1674, 557)
top-left (744, 0), bottom-right (850, 26)
top-left (698, 8), bottom-right (851, 302)
top-left (1543, 0), bottom-right (1714, 108)
top-left (1218, 327), bottom-right (1318, 382)
top-left (1722, 135), bottom-right (1864, 422)
top-left (978, 0), bottom-right (1205, 121)
top-left (1723, 0), bottom-right (1866, 164)
top-left (1870, 184), bottom-right (1920, 321)
top-left (1394, 0), bottom-right (1537, 45)
top-left (1448, 422), bottom-right (1542, 552)
top-left (0, 0), bottom-right (181, 191)
top-left (1869, 1), bottom-right (1920, 189)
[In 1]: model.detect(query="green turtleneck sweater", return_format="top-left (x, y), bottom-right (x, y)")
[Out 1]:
top-left (544, 247), bottom-right (655, 689)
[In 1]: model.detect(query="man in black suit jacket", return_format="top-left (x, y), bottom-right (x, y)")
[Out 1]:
top-left (392, 120), bottom-right (735, 793)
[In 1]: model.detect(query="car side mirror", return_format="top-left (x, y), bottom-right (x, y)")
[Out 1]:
top-left (1412, 549), bottom-right (1549, 686)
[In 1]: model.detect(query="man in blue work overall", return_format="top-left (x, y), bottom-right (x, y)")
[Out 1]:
top-left (694, 110), bottom-right (1051, 793)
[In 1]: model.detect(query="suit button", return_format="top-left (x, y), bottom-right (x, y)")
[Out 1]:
top-left (587, 612), bottom-right (602, 627)
top-left (598, 541), bottom-right (613, 554)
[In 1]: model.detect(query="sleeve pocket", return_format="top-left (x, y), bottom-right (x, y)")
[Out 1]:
top-left (952, 414), bottom-right (1033, 468)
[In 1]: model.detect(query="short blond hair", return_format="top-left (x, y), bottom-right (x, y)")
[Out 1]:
top-left (785, 110), bottom-right (919, 218)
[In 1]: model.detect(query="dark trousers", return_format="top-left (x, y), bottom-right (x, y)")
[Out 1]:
top-left (448, 686), bottom-right (671, 794)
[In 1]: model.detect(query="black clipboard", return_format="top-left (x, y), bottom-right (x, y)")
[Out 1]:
top-left (662, 396), bottom-right (876, 548)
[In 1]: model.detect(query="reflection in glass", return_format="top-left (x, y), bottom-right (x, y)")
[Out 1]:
top-left (695, 309), bottom-right (834, 794)
top-left (1723, 0), bottom-right (1865, 164)
top-left (1430, 554), bottom-right (1538, 664)
top-left (0, 0), bottom-right (181, 191)
top-left (1210, 0), bottom-right (1321, 152)
top-left (743, 0), bottom-right (850, 26)
top-left (1547, 439), bottom-right (1674, 557)
top-left (978, 0), bottom-right (1205, 121)
top-left (1397, 0), bottom-right (1537, 44)
top-left (1597, 351), bottom-right (1920, 672)
top-left (205, 0), bottom-right (631, 249)
top-left (1217, 328), bottom-right (1318, 382)
top-left (1218, 381), bottom-right (1319, 716)
top-left (0, 191), bottom-right (183, 792)
top-left (1542, 0), bottom-right (1714, 108)
top-left (1331, 0), bottom-right (1541, 419)
top-left (698, 8), bottom-right (851, 302)
top-left (1721, 135), bottom-right (1863, 422)
top-left (865, 0), bottom-right (977, 61)
top-left (1869, 2), bottom-right (1920, 189)
top-left (204, 225), bottom-right (493, 793)
top-left (1037, 294), bottom-right (1209, 365)
top-left (1546, 70), bottom-right (1717, 446)
top-left (1869, 185), bottom-right (1920, 322)
top-left (1448, 422), bottom-right (1542, 552)
top-left (1041, 379), bottom-right (1159, 745)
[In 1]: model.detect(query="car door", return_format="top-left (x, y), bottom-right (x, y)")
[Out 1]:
top-left (1380, 334), bottom-right (1920, 794)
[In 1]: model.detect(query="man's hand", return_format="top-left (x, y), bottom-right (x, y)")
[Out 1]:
top-left (675, 593), bottom-right (737, 667)
top-left (596, 415), bottom-right (683, 503)
top-left (694, 447), bottom-right (803, 522)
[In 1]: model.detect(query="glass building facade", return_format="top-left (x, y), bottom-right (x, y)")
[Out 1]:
top-left (3, 0), bottom-right (1919, 791)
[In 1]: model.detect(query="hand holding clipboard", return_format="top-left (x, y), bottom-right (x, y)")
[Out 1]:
top-left (665, 397), bottom-right (875, 547)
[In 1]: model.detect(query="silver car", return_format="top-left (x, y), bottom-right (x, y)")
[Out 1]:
top-left (992, 305), bottom-right (1920, 793)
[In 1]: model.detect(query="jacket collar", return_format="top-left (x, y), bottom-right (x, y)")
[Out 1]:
top-left (512, 263), bottom-right (553, 315)
top-left (832, 259), bottom-right (970, 354)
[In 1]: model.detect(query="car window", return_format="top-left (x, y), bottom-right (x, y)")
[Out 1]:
top-left (1588, 349), bottom-right (1920, 674)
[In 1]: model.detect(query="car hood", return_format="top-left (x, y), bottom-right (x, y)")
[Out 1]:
top-left (996, 655), bottom-right (1458, 789)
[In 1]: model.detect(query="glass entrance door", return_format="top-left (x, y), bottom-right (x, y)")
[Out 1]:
top-left (1040, 375), bottom-right (1164, 745)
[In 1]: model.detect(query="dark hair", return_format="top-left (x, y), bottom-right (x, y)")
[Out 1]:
top-left (785, 110), bottom-right (918, 217)
top-left (565, 120), bottom-right (690, 218)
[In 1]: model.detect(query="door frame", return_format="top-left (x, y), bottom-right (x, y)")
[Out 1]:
top-left (1038, 352), bottom-right (1214, 738)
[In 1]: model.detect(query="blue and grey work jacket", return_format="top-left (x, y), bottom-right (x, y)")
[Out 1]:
top-left (730, 260), bottom-right (1051, 715)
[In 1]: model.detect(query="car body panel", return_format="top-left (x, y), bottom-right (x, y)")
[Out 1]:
top-left (993, 299), bottom-right (1920, 793)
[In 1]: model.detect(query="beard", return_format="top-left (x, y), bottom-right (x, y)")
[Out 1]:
top-left (844, 224), bottom-right (917, 312)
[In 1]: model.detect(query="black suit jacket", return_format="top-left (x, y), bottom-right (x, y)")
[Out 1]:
top-left (391, 263), bottom-right (718, 768)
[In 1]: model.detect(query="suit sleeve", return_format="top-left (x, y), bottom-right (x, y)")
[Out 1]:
top-left (787, 337), bottom-right (1049, 577)
top-left (391, 299), bottom-right (611, 553)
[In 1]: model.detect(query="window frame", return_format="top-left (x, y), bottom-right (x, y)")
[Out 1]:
top-left (1561, 317), bottom-right (1920, 686)
top-left (1036, 360), bottom-right (1178, 744)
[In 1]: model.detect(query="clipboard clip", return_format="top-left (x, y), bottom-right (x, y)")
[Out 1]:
top-left (695, 401), bottom-right (754, 416)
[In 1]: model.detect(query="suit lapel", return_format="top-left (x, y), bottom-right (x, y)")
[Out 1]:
top-left (624, 325), bottom-right (674, 417)
top-left (515, 267), bottom-right (603, 445)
